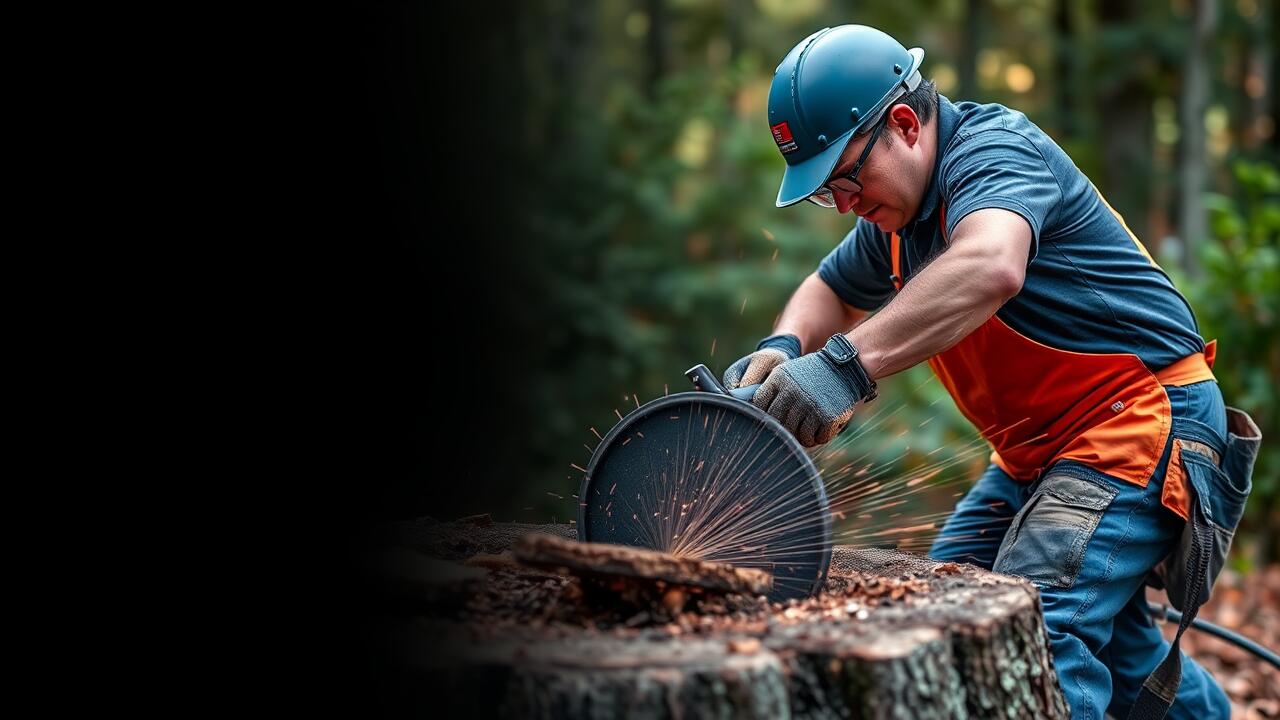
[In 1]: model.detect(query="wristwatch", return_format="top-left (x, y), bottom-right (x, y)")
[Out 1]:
top-left (820, 334), bottom-right (878, 403)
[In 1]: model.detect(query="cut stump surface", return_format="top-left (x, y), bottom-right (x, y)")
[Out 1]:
top-left (371, 518), bottom-right (1069, 719)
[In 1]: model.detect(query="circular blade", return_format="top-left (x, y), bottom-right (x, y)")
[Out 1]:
top-left (578, 392), bottom-right (832, 601)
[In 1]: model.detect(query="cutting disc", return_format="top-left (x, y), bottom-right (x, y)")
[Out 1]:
top-left (578, 378), bottom-right (832, 601)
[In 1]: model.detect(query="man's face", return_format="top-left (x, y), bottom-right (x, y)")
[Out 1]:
top-left (820, 105), bottom-right (925, 232)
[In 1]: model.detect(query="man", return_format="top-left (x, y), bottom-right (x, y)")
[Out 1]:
top-left (726, 24), bottom-right (1239, 719)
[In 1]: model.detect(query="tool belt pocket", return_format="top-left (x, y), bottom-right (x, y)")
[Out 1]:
top-left (1154, 407), bottom-right (1260, 612)
top-left (993, 471), bottom-right (1119, 589)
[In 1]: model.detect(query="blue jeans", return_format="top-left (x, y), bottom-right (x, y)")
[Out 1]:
top-left (929, 381), bottom-right (1232, 720)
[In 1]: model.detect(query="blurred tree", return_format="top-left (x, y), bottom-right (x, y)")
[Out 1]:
top-left (1097, 1), bottom-right (1160, 247)
top-left (1051, 0), bottom-right (1077, 139)
top-left (644, 0), bottom-right (669, 99)
top-left (959, 0), bottom-right (984, 99)
top-left (1237, 0), bottom-right (1273, 151)
top-left (1179, 0), bottom-right (1217, 278)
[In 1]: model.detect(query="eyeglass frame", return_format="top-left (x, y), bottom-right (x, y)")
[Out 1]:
top-left (805, 108), bottom-right (894, 209)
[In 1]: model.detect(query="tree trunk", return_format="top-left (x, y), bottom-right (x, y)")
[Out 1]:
top-left (1052, 0), bottom-right (1077, 139)
top-left (423, 629), bottom-right (790, 718)
top-left (1246, 0), bottom-right (1272, 152)
top-left (1098, 1), bottom-right (1156, 251)
top-left (372, 520), bottom-right (1069, 719)
top-left (959, 0), bottom-right (984, 99)
top-left (773, 623), bottom-right (968, 719)
top-left (1178, 0), bottom-right (1218, 278)
top-left (643, 0), bottom-right (668, 101)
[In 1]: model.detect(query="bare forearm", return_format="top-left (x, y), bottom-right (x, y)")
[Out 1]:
top-left (774, 273), bottom-right (867, 354)
top-left (850, 230), bottom-right (1026, 380)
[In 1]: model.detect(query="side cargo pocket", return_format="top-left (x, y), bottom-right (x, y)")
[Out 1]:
top-left (993, 472), bottom-right (1119, 588)
top-left (1159, 419), bottom-right (1255, 611)
top-left (1222, 407), bottom-right (1261, 512)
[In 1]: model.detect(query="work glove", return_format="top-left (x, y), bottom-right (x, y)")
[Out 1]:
top-left (722, 333), bottom-right (802, 390)
top-left (752, 334), bottom-right (877, 448)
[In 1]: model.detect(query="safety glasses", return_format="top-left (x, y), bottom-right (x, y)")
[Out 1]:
top-left (805, 109), bottom-right (892, 209)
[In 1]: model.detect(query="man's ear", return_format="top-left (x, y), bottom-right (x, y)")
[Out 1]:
top-left (888, 104), bottom-right (921, 147)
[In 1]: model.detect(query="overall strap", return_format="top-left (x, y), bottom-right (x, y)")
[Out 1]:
top-left (888, 202), bottom-right (947, 292)
top-left (1126, 505), bottom-right (1215, 720)
top-left (890, 232), bottom-right (902, 290)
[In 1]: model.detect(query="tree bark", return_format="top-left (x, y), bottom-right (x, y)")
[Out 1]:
top-left (513, 532), bottom-right (772, 595)
top-left (773, 623), bottom-right (967, 719)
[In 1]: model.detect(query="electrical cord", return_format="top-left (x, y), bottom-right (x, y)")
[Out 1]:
top-left (1147, 601), bottom-right (1280, 670)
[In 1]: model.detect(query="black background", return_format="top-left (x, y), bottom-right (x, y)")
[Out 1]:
top-left (306, 3), bottom-right (533, 528)
top-left (276, 4), bottom-right (534, 712)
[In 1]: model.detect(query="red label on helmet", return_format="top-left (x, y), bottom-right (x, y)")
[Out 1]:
top-left (771, 122), bottom-right (798, 154)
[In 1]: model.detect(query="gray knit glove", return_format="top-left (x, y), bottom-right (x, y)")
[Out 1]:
top-left (722, 334), bottom-right (802, 390)
top-left (752, 335), bottom-right (875, 448)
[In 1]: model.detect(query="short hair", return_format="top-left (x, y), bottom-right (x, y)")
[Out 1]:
top-left (878, 79), bottom-right (938, 144)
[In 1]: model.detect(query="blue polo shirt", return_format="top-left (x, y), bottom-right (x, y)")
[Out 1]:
top-left (817, 95), bottom-right (1205, 371)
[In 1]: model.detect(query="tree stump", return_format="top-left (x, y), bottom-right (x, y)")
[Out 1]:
top-left (367, 518), bottom-right (1069, 719)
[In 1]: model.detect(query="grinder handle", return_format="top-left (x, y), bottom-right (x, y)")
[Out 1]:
top-left (684, 364), bottom-right (762, 402)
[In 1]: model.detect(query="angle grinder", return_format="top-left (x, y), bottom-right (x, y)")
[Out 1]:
top-left (577, 364), bottom-right (833, 601)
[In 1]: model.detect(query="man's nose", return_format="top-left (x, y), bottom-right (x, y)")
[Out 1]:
top-left (834, 189), bottom-right (860, 214)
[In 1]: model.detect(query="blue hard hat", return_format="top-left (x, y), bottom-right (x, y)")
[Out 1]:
top-left (768, 25), bottom-right (925, 208)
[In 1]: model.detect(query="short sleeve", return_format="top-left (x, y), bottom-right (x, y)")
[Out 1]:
top-left (816, 219), bottom-right (894, 312)
top-left (940, 129), bottom-right (1061, 262)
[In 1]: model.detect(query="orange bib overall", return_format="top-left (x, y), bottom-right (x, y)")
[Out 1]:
top-left (890, 206), bottom-right (1215, 518)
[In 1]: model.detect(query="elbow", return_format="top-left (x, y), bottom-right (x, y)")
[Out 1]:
top-left (980, 243), bottom-right (1028, 302)
top-left (989, 263), bottom-right (1026, 302)
top-left (954, 247), bottom-right (1025, 303)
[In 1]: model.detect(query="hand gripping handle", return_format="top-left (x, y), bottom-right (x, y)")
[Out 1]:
top-left (684, 364), bottom-right (761, 402)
